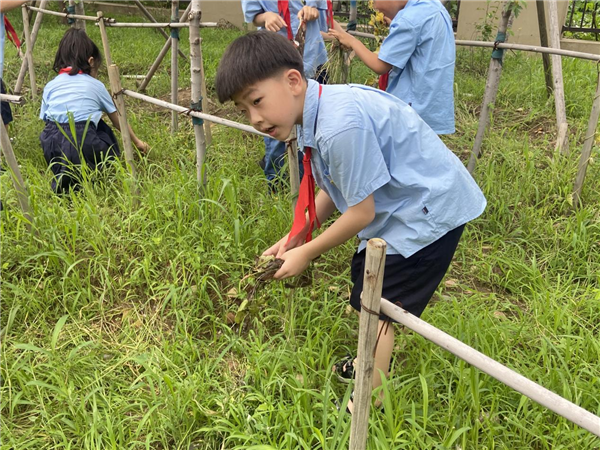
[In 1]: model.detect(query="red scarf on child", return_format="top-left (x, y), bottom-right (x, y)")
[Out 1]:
top-left (4, 16), bottom-right (21, 54)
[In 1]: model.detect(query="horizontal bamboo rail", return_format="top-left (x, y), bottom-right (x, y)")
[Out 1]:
top-left (121, 89), bottom-right (269, 138)
top-left (26, 5), bottom-right (113, 22)
top-left (347, 30), bottom-right (600, 62)
top-left (379, 299), bottom-right (600, 438)
top-left (99, 21), bottom-right (218, 28)
top-left (0, 94), bottom-right (25, 105)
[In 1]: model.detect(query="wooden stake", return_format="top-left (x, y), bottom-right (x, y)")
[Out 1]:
top-left (0, 123), bottom-right (33, 230)
top-left (573, 70), bottom-right (600, 206)
top-left (138, 2), bottom-right (192, 91)
top-left (74, 0), bottom-right (86, 31)
top-left (189, 0), bottom-right (208, 185)
top-left (21, 4), bottom-right (37, 100)
top-left (97, 11), bottom-right (113, 66)
top-left (547, 0), bottom-right (569, 154)
top-left (15, 0), bottom-right (48, 95)
top-left (349, 238), bottom-right (386, 450)
top-left (287, 129), bottom-right (300, 211)
top-left (467, 2), bottom-right (513, 174)
top-left (171, 0), bottom-right (180, 134)
top-left (134, 0), bottom-right (187, 60)
top-left (199, 36), bottom-right (213, 146)
top-left (107, 65), bottom-right (138, 187)
top-left (536, 0), bottom-right (553, 98)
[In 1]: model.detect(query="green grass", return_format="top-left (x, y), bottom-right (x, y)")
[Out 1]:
top-left (2, 7), bottom-right (600, 450)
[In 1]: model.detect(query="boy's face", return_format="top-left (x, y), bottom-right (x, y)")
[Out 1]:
top-left (232, 70), bottom-right (305, 141)
top-left (373, 0), bottom-right (407, 20)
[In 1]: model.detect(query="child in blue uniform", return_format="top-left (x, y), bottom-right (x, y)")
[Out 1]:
top-left (216, 31), bottom-right (485, 413)
top-left (329, 0), bottom-right (456, 135)
top-left (39, 29), bottom-right (148, 193)
top-left (241, 0), bottom-right (329, 189)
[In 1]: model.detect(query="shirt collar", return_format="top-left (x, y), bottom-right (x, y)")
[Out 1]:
top-left (300, 79), bottom-right (320, 149)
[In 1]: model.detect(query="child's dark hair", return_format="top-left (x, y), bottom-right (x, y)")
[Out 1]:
top-left (216, 31), bottom-right (304, 103)
top-left (53, 29), bottom-right (102, 75)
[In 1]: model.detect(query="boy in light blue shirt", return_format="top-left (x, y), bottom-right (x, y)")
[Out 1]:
top-left (329, 0), bottom-right (456, 135)
top-left (215, 31), bottom-right (485, 413)
top-left (241, 0), bottom-right (328, 190)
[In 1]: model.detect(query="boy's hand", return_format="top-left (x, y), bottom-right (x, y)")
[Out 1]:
top-left (262, 228), bottom-right (307, 259)
top-left (263, 11), bottom-right (287, 32)
top-left (297, 6), bottom-right (319, 22)
top-left (328, 28), bottom-right (355, 50)
top-left (273, 246), bottom-right (311, 279)
top-left (134, 140), bottom-right (150, 154)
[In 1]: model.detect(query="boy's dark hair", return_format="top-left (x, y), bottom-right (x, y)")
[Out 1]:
top-left (53, 29), bottom-right (102, 75)
top-left (216, 31), bottom-right (304, 103)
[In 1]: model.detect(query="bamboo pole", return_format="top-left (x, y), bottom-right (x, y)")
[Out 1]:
top-left (349, 238), bottom-right (386, 450)
top-left (99, 21), bottom-right (217, 28)
top-left (573, 70), bottom-right (600, 206)
top-left (171, 0), bottom-right (180, 134)
top-left (74, 0), bottom-right (86, 31)
top-left (535, 0), bottom-right (553, 98)
top-left (121, 89), bottom-right (268, 137)
top-left (0, 123), bottom-right (33, 229)
top-left (21, 4), bottom-right (37, 100)
top-left (547, 0), bottom-right (569, 155)
top-left (380, 300), bottom-right (600, 438)
top-left (97, 12), bottom-right (113, 66)
top-left (15, 0), bottom-right (48, 95)
top-left (287, 129), bottom-right (300, 211)
top-left (198, 35), bottom-right (213, 146)
top-left (0, 94), bottom-right (25, 105)
top-left (189, 0), bottom-right (208, 185)
top-left (107, 65), bottom-right (138, 186)
top-left (25, 4), bottom-right (102, 22)
top-left (467, 2), bottom-right (513, 174)
top-left (133, 0), bottom-right (187, 60)
top-left (347, 30), bottom-right (600, 62)
top-left (138, 2), bottom-right (192, 92)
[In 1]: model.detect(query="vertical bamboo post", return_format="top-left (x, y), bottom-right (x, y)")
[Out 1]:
top-left (97, 12), bottom-right (113, 66)
top-left (15, 0), bottom-right (48, 95)
top-left (139, 2), bottom-right (192, 91)
top-left (287, 130), bottom-right (300, 211)
top-left (349, 238), bottom-right (386, 450)
top-left (134, 0), bottom-right (187, 59)
top-left (107, 65), bottom-right (138, 187)
top-left (535, 0), bottom-right (553, 98)
top-left (21, 4), bottom-right (37, 100)
top-left (189, 0), bottom-right (208, 185)
top-left (547, 0), bottom-right (569, 154)
top-left (573, 70), bottom-right (600, 206)
top-left (199, 36), bottom-right (213, 146)
top-left (74, 0), bottom-right (86, 31)
top-left (467, 2), bottom-right (513, 174)
top-left (1, 123), bottom-right (33, 230)
top-left (171, 0), bottom-right (180, 134)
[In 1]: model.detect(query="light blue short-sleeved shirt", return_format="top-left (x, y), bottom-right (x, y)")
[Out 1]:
top-left (40, 73), bottom-right (117, 126)
top-left (241, 1), bottom-right (327, 78)
top-left (298, 80), bottom-right (486, 257)
top-left (377, 0), bottom-right (455, 135)
top-left (306, 0), bottom-right (330, 33)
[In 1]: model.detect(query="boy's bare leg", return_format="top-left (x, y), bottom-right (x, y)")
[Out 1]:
top-left (347, 319), bottom-right (395, 414)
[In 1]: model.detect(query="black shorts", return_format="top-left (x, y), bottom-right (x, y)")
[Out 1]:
top-left (350, 224), bottom-right (465, 321)
top-left (1, 80), bottom-right (13, 126)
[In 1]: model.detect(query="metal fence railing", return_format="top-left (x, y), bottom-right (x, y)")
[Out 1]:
top-left (563, 0), bottom-right (600, 41)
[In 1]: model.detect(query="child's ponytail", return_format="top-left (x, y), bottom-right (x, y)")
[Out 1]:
top-left (53, 28), bottom-right (102, 75)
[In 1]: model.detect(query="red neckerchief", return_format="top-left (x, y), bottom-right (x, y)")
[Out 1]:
top-left (277, 0), bottom-right (294, 40)
top-left (58, 67), bottom-right (84, 75)
top-left (326, 0), bottom-right (334, 29)
top-left (4, 16), bottom-right (21, 51)
top-left (286, 84), bottom-right (323, 245)
top-left (378, 72), bottom-right (390, 91)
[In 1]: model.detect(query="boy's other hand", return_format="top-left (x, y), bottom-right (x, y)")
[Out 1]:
top-left (297, 6), bottom-right (319, 22)
top-left (328, 28), bottom-right (354, 50)
top-left (263, 11), bottom-right (287, 32)
top-left (273, 247), bottom-right (311, 279)
top-left (262, 230), bottom-right (306, 259)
